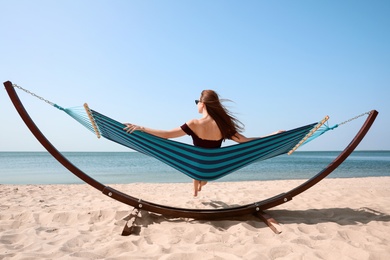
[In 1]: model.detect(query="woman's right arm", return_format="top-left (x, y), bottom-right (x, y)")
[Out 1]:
top-left (230, 133), bottom-right (257, 143)
top-left (231, 130), bottom-right (285, 143)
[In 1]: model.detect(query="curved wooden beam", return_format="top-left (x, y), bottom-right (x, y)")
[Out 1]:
top-left (4, 80), bottom-right (378, 221)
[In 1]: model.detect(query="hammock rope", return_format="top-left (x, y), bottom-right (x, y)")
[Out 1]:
top-left (9, 83), bottom-right (369, 181)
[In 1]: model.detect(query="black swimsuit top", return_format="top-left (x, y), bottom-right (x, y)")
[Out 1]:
top-left (181, 123), bottom-right (223, 148)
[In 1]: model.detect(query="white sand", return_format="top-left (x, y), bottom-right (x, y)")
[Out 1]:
top-left (1, 177), bottom-right (390, 259)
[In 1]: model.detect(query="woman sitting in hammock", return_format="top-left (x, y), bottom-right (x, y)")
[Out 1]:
top-left (124, 90), bottom-right (283, 197)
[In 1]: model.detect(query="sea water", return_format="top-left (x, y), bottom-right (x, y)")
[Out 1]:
top-left (0, 151), bottom-right (389, 185)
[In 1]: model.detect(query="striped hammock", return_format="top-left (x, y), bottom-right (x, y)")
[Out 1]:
top-left (62, 104), bottom-right (322, 181)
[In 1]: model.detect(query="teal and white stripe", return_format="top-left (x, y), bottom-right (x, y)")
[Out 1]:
top-left (85, 109), bottom-right (317, 181)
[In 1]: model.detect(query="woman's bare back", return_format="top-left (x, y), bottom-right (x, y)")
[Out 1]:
top-left (187, 117), bottom-right (222, 141)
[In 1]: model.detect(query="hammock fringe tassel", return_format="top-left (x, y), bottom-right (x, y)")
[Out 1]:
top-left (287, 115), bottom-right (329, 155)
top-left (84, 103), bottom-right (101, 139)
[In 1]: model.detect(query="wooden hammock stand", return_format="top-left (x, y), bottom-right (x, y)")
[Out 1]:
top-left (4, 81), bottom-right (378, 234)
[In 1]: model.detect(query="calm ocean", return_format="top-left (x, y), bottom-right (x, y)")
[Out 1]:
top-left (0, 151), bottom-right (389, 185)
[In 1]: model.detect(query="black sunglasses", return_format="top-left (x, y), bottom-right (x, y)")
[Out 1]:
top-left (195, 100), bottom-right (201, 105)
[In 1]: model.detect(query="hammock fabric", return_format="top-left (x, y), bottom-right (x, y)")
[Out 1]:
top-left (74, 107), bottom-right (318, 181)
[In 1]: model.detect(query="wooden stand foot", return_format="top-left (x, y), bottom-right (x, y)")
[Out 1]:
top-left (256, 211), bottom-right (282, 234)
top-left (121, 209), bottom-right (141, 236)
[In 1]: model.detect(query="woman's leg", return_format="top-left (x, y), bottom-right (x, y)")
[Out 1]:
top-left (199, 181), bottom-right (207, 191)
top-left (193, 179), bottom-right (199, 197)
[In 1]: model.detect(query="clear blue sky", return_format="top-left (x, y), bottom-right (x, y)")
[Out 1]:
top-left (1, 1), bottom-right (389, 151)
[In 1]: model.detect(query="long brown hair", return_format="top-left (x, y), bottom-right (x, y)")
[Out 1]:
top-left (200, 90), bottom-right (244, 140)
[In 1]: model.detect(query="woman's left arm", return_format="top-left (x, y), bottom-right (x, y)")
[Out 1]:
top-left (124, 123), bottom-right (186, 139)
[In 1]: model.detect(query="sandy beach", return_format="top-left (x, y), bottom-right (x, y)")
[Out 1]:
top-left (1, 177), bottom-right (389, 259)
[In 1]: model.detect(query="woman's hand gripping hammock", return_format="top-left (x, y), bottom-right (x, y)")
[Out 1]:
top-left (124, 123), bottom-right (144, 133)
